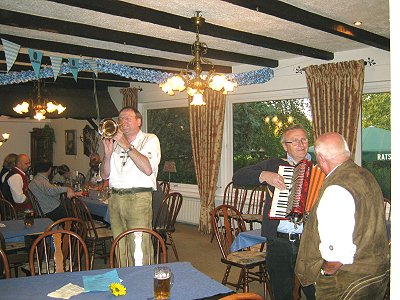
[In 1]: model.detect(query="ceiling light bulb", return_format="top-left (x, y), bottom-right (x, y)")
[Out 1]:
top-left (34, 111), bottom-right (46, 121)
top-left (190, 93), bottom-right (206, 106)
top-left (46, 101), bottom-right (57, 112)
top-left (2, 133), bottom-right (10, 140)
top-left (57, 104), bottom-right (66, 114)
top-left (0, 142), bottom-right (3, 147)
top-left (353, 21), bottom-right (362, 26)
top-left (209, 75), bottom-right (226, 91)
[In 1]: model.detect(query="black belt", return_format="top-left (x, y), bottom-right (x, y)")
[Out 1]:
top-left (276, 232), bottom-right (301, 242)
top-left (111, 187), bottom-right (152, 195)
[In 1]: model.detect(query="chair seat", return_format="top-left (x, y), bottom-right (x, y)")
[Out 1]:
top-left (224, 250), bottom-right (266, 266)
top-left (241, 214), bottom-right (262, 222)
top-left (87, 227), bottom-right (113, 239)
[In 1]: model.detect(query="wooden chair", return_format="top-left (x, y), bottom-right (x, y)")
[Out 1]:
top-left (71, 197), bottom-right (113, 268)
top-left (241, 185), bottom-right (265, 230)
top-left (0, 248), bottom-right (11, 279)
top-left (220, 292), bottom-right (264, 300)
top-left (45, 217), bottom-right (87, 241)
top-left (60, 193), bottom-right (73, 217)
top-left (383, 197), bottom-right (391, 300)
top-left (0, 197), bottom-right (17, 221)
top-left (153, 192), bottom-right (183, 261)
top-left (109, 228), bottom-right (167, 268)
top-left (211, 204), bottom-right (273, 300)
top-left (0, 230), bottom-right (30, 278)
top-left (159, 181), bottom-right (171, 196)
top-left (26, 188), bottom-right (45, 218)
top-left (28, 229), bottom-right (89, 275)
top-left (211, 182), bottom-right (248, 243)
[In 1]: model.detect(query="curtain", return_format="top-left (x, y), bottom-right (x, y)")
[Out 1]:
top-left (120, 87), bottom-right (139, 109)
top-left (305, 60), bottom-right (365, 157)
top-left (189, 89), bottom-right (226, 234)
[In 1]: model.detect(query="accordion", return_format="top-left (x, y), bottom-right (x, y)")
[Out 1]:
top-left (268, 159), bottom-right (326, 225)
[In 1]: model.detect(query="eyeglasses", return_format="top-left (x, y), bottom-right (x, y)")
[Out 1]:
top-left (284, 138), bottom-right (308, 145)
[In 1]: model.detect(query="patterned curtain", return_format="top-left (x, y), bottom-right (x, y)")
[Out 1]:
top-left (120, 87), bottom-right (139, 109)
top-left (189, 89), bottom-right (226, 234)
top-left (305, 60), bottom-right (365, 157)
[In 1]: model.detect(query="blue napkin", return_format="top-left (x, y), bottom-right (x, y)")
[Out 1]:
top-left (82, 269), bottom-right (121, 292)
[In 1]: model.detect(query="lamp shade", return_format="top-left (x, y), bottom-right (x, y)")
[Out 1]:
top-left (163, 161), bottom-right (177, 173)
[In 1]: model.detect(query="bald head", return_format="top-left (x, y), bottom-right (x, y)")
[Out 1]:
top-left (16, 154), bottom-right (31, 172)
top-left (314, 132), bottom-right (351, 174)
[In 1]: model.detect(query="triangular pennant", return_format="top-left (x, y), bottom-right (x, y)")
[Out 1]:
top-left (68, 58), bottom-right (80, 82)
top-left (1, 38), bottom-right (21, 72)
top-left (50, 56), bottom-right (63, 81)
top-left (28, 49), bottom-right (43, 78)
top-left (86, 59), bottom-right (98, 77)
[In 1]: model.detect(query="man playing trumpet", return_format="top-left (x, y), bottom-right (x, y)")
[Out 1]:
top-left (101, 106), bottom-right (161, 265)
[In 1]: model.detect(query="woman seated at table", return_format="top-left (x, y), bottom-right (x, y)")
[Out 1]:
top-left (29, 160), bottom-right (81, 221)
top-left (51, 164), bottom-right (71, 186)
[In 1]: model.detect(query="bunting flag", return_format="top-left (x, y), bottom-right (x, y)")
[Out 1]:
top-left (86, 59), bottom-right (98, 77)
top-left (1, 38), bottom-right (21, 72)
top-left (68, 58), bottom-right (80, 82)
top-left (50, 56), bottom-right (63, 81)
top-left (28, 49), bottom-right (43, 78)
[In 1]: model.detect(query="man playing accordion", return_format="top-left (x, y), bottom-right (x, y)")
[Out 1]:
top-left (233, 124), bottom-right (315, 300)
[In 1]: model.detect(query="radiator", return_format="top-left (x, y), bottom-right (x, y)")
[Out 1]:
top-left (177, 196), bottom-right (200, 225)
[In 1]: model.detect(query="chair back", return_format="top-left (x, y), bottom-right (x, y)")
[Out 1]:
top-left (246, 185), bottom-right (266, 215)
top-left (211, 204), bottom-right (247, 259)
top-left (26, 188), bottom-right (45, 218)
top-left (0, 248), bottom-right (11, 279)
top-left (0, 197), bottom-right (17, 220)
top-left (60, 193), bottom-right (72, 217)
top-left (159, 181), bottom-right (170, 196)
top-left (45, 217), bottom-right (87, 240)
top-left (109, 228), bottom-right (167, 268)
top-left (29, 229), bottom-right (89, 275)
top-left (71, 197), bottom-right (98, 239)
top-left (223, 182), bottom-right (248, 212)
top-left (154, 192), bottom-right (183, 232)
top-left (219, 292), bottom-right (264, 300)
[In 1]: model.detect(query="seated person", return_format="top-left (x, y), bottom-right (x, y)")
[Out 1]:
top-left (51, 164), bottom-right (71, 185)
top-left (0, 153), bottom-right (17, 191)
top-left (85, 153), bottom-right (102, 187)
top-left (28, 160), bottom-right (81, 221)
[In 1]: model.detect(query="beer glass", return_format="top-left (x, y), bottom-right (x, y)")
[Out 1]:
top-left (24, 209), bottom-right (34, 227)
top-left (154, 266), bottom-right (174, 300)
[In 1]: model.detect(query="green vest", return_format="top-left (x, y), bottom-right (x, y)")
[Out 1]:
top-left (295, 160), bottom-right (390, 286)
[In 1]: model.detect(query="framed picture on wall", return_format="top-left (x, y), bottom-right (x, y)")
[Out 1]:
top-left (65, 130), bottom-right (77, 155)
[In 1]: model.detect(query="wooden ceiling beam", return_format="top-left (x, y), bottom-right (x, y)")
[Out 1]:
top-left (0, 9), bottom-right (275, 67)
top-left (48, 0), bottom-right (333, 60)
top-left (221, 0), bottom-right (389, 51)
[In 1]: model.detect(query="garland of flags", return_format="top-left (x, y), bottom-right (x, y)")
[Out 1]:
top-left (0, 38), bottom-right (274, 87)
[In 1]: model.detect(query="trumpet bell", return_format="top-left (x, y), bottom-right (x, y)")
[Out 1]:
top-left (99, 119), bottom-right (119, 138)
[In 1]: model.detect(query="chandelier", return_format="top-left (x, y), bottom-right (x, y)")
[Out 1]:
top-left (159, 12), bottom-right (237, 105)
top-left (13, 80), bottom-right (66, 121)
top-left (0, 132), bottom-right (10, 147)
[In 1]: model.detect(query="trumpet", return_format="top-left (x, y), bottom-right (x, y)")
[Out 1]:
top-left (98, 119), bottom-right (120, 139)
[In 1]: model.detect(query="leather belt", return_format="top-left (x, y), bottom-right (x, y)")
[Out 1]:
top-left (111, 187), bottom-right (152, 195)
top-left (276, 232), bottom-right (301, 242)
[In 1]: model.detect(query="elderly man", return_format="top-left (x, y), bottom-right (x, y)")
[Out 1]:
top-left (233, 124), bottom-right (315, 300)
top-left (295, 132), bottom-right (389, 299)
top-left (101, 106), bottom-right (161, 264)
top-left (1, 154), bottom-right (32, 213)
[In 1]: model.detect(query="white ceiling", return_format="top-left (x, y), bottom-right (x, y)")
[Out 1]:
top-left (0, 0), bottom-right (390, 81)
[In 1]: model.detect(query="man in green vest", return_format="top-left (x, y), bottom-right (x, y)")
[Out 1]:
top-left (295, 132), bottom-right (389, 299)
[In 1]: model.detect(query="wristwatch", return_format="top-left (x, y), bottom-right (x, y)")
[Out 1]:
top-left (126, 145), bottom-right (134, 153)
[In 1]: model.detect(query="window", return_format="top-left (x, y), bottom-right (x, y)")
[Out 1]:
top-left (361, 92), bottom-right (391, 199)
top-left (232, 98), bottom-right (313, 172)
top-left (147, 107), bottom-right (196, 184)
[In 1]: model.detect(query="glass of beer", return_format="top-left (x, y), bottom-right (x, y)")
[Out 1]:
top-left (24, 209), bottom-right (34, 227)
top-left (154, 266), bottom-right (174, 300)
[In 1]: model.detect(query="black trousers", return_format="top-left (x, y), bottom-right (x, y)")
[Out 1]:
top-left (45, 204), bottom-right (68, 221)
top-left (266, 237), bottom-right (316, 300)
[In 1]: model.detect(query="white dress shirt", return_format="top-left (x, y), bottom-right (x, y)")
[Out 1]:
top-left (7, 167), bottom-right (27, 203)
top-left (317, 185), bottom-right (356, 263)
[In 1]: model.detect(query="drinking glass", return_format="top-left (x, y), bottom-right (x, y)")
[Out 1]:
top-left (154, 266), bottom-right (174, 300)
top-left (24, 209), bottom-right (34, 227)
